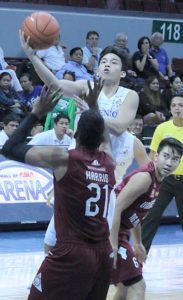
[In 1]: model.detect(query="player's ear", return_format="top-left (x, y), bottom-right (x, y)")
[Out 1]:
top-left (120, 71), bottom-right (126, 78)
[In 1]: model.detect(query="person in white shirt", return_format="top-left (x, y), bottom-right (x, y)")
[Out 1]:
top-left (82, 30), bottom-right (102, 75)
top-left (0, 113), bottom-right (20, 147)
top-left (0, 47), bottom-right (22, 92)
top-left (28, 112), bottom-right (72, 147)
top-left (36, 36), bottom-right (66, 74)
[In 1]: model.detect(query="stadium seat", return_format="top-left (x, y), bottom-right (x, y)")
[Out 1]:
top-left (68, 0), bottom-right (86, 7)
top-left (143, 0), bottom-right (160, 12)
top-left (86, 0), bottom-right (106, 8)
top-left (176, 2), bottom-right (183, 13)
top-left (119, 0), bottom-right (126, 9)
top-left (49, 0), bottom-right (69, 5)
top-left (160, 0), bottom-right (177, 13)
top-left (125, 0), bottom-right (143, 11)
top-left (172, 57), bottom-right (183, 75)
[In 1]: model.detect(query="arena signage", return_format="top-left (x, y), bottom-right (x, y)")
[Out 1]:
top-left (152, 20), bottom-right (183, 43)
top-left (0, 160), bottom-right (53, 203)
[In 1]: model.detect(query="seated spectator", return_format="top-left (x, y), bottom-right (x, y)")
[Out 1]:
top-left (0, 72), bottom-right (26, 121)
top-left (150, 32), bottom-right (174, 80)
top-left (132, 36), bottom-right (159, 80)
top-left (0, 113), bottom-right (20, 147)
top-left (128, 114), bottom-right (144, 141)
top-left (82, 30), bottom-right (102, 75)
top-left (36, 35), bottom-right (66, 74)
top-left (113, 32), bottom-right (130, 54)
top-left (138, 75), bottom-right (169, 148)
top-left (19, 72), bottom-right (42, 108)
top-left (161, 75), bottom-right (182, 111)
top-left (56, 47), bottom-right (93, 81)
top-left (0, 47), bottom-right (22, 92)
top-left (44, 70), bottom-right (77, 131)
top-left (138, 75), bottom-right (169, 124)
top-left (28, 112), bottom-right (72, 147)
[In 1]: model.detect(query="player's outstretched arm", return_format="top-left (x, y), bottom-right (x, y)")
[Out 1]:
top-left (1, 85), bottom-right (68, 170)
top-left (19, 30), bottom-right (88, 97)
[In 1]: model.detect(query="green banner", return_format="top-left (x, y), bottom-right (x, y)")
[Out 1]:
top-left (152, 20), bottom-right (183, 43)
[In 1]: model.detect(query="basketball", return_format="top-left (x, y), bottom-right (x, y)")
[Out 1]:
top-left (21, 11), bottom-right (60, 49)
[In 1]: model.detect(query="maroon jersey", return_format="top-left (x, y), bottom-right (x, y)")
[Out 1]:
top-left (115, 161), bottom-right (160, 232)
top-left (54, 146), bottom-right (115, 244)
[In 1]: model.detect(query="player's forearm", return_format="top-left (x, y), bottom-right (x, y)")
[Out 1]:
top-left (29, 54), bottom-right (58, 88)
top-left (110, 211), bottom-right (121, 250)
top-left (105, 118), bottom-right (125, 135)
top-left (131, 224), bottom-right (142, 245)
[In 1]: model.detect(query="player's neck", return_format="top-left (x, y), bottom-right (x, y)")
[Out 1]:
top-left (102, 82), bottom-right (119, 98)
top-left (154, 164), bottom-right (164, 182)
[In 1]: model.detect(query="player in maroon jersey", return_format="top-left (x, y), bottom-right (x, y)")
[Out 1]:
top-left (1, 85), bottom-right (116, 300)
top-left (110, 137), bottom-right (182, 300)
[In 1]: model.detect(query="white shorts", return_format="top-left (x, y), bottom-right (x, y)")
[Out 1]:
top-left (44, 215), bottom-right (56, 246)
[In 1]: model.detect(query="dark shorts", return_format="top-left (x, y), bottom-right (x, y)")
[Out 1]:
top-left (28, 241), bottom-right (113, 300)
top-left (111, 235), bottom-right (143, 286)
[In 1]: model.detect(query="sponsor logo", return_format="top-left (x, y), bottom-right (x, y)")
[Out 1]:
top-left (0, 160), bottom-right (53, 203)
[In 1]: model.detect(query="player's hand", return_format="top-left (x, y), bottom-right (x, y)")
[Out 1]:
top-left (84, 76), bottom-right (103, 111)
top-left (32, 85), bottom-right (63, 117)
top-left (72, 94), bottom-right (89, 113)
top-left (133, 243), bottom-right (147, 264)
top-left (19, 30), bottom-right (35, 58)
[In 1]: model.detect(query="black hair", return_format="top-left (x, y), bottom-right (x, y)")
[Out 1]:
top-left (54, 112), bottom-right (70, 124)
top-left (137, 36), bottom-right (151, 51)
top-left (135, 113), bottom-right (143, 120)
top-left (86, 31), bottom-right (99, 39)
top-left (3, 113), bottom-right (21, 125)
top-left (0, 71), bottom-right (12, 80)
top-left (157, 137), bottom-right (183, 157)
top-left (99, 46), bottom-right (129, 71)
top-left (70, 47), bottom-right (83, 57)
top-left (20, 72), bottom-right (33, 82)
top-left (63, 70), bottom-right (76, 81)
top-left (170, 93), bottom-right (183, 104)
top-left (169, 75), bottom-right (181, 84)
top-left (76, 110), bottom-right (105, 150)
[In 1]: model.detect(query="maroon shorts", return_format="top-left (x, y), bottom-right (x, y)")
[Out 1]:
top-left (111, 234), bottom-right (143, 286)
top-left (28, 241), bottom-right (113, 300)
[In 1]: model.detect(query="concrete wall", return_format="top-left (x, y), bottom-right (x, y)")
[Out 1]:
top-left (0, 4), bottom-right (183, 60)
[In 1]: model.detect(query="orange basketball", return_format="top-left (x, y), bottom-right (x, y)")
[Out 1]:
top-left (21, 11), bottom-right (60, 49)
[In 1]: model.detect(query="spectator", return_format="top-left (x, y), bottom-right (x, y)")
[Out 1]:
top-left (150, 32), bottom-right (174, 79)
top-left (28, 112), bottom-right (72, 147)
top-left (132, 36), bottom-right (159, 80)
top-left (138, 75), bottom-right (169, 125)
top-left (161, 75), bottom-right (182, 111)
top-left (128, 113), bottom-right (144, 141)
top-left (113, 33), bottom-right (130, 54)
top-left (19, 72), bottom-right (42, 109)
top-left (44, 70), bottom-right (77, 131)
top-left (56, 47), bottom-right (93, 81)
top-left (0, 72), bottom-right (25, 121)
top-left (36, 35), bottom-right (66, 74)
top-left (82, 30), bottom-right (102, 74)
top-left (0, 113), bottom-right (20, 147)
top-left (0, 47), bottom-right (22, 92)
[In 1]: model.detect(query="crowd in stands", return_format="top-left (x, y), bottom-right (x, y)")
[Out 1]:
top-left (0, 29), bottom-right (183, 152)
top-left (1, 0), bottom-right (183, 13)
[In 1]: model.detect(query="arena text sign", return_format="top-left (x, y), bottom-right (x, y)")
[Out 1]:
top-left (0, 160), bottom-right (53, 203)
